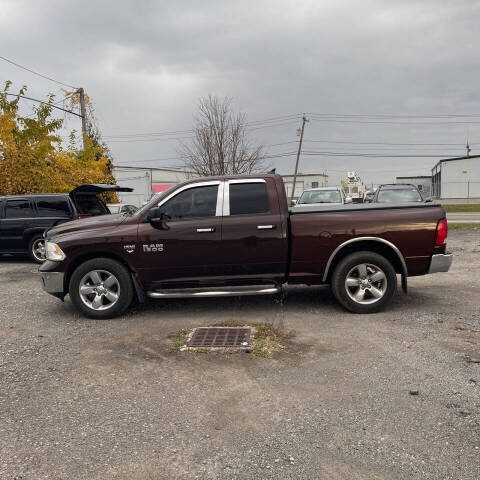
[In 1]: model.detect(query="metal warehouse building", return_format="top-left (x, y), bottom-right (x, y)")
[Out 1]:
top-left (113, 166), bottom-right (195, 206)
top-left (282, 172), bottom-right (328, 199)
top-left (431, 155), bottom-right (480, 200)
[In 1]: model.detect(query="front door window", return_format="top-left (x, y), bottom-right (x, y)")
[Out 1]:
top-left (159, 185), bottom-right (219, 220)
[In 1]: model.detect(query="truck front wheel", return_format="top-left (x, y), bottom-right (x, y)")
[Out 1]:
top-left (69, 258), bottom-right (134, 319)
top-left (29, 235), bottom-right (46, 263)
top-left (331, 251), bottom-right (397, 314)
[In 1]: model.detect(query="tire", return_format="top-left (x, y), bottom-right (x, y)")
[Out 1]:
top-left (69, 258), bottom-right (134, 319)
top-left (331, 251), bottom-right (397, 314)
top-left (28, 235), bottom-right (46, 264)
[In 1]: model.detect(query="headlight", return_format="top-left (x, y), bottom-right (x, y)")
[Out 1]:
top-left (45, 241), bottom-right (66, 261)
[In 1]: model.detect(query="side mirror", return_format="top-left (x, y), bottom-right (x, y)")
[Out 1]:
top-left (425, 196), bottom-right (433, 202)
top-left (291, 199), bottom-right (297, 206)
top-left (147, 207), bottom-right (169, 230)
top-left (345, 196), bottom-right (353, 204)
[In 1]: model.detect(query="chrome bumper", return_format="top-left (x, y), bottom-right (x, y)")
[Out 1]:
top-left (40, 271), bottom-right (65, 296)
top-left (428, 252), bottom-right (453, 274)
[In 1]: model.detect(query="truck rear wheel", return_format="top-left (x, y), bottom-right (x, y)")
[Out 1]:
top-left (69, 258), bottom-right (134, 319)
top-left (331, 251), bottom-right (397, 314)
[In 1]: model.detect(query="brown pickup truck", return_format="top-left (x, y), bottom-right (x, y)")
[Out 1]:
top-left (39, 174), bottom-right (452, 319)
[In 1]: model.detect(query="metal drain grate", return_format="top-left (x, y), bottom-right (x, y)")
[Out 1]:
top-left (187, 327), bottom-right (251, 347)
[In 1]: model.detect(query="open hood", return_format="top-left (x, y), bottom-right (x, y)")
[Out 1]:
top-left (69, 184), bottom-right (133, 196)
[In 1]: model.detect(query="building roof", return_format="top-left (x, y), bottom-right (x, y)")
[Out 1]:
top-left (431, 155), bottom-right (480, 172)
top-left (281, 172), bottom-right (328, 178)
top-left (113, 165), bottom-right (193, 173)
top-left (396, 176), bottom-right (432, 179)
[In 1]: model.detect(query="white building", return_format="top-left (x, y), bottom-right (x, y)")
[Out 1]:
top-left (431, 155), bottom-right (480, 199)
top-left (281, 172), bottom-right (328, 199)
top-left (113, 166), bottom-right (196, 206)
top-left (112, 166), bottom-right (153, 207)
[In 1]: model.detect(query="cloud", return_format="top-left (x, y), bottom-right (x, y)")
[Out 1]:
top-left (1, 0), bottom-right (480, 184)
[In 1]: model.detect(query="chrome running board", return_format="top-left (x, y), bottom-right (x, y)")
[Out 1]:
top-left (147, 284), bottom-right (280, 299)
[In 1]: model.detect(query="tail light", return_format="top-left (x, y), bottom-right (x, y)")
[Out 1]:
top-left (435, 218), bottom-right (448, 246)
top-left (78, 215), bottom-right (91, 219)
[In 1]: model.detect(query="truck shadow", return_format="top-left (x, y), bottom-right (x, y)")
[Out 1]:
top-left (127, 284), bottom-right (439, 319)
top-left (129, 285), bottom-right (345, 317)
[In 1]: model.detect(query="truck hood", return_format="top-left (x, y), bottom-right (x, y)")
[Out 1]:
top-left (46, 214), bottom-right (126, 240)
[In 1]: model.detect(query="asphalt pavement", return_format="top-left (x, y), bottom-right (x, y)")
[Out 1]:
top-left (446, 212), bottom-right (480, 223)
top-left (0, 230), bottom-right (479, 479)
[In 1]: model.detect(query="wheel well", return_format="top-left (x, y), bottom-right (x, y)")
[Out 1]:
top-left (326, 240), bottom-right (405, 282)
top-left (24, 230), bottom-right (45, 245)
top-left (64, 252), bottom-right (135, 291)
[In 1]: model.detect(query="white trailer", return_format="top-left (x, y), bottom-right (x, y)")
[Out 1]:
top-left (345, 171), bottom-right (366, 203)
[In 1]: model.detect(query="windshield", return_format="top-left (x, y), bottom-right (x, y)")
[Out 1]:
top-left (131, 193), bottom-right (163, 217)
top-left (298, 190), bottom-right (342, 204)
top-left (377, 188), bottom-right (423, 203)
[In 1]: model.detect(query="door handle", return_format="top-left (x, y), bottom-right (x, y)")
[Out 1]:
top-left (257, 225), bottom-right (276, 230)
top-left (196, 227), bottom-right (215, 233)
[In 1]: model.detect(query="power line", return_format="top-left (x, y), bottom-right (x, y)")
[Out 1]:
top-left (307, 112), bottom-right (480, 118)
top-left (0, 55), bottom-right (77, 89)
top-left (303, 139), bottom-right (476, 146)
top-left (243, 114), bottom-right (301, 125)
top-left (117, 150), bottom-right (299, 165)
top-left (102, 116), bottom-right (302, 139)
top-left (106, 136), bottom-right (194, 143)
top-left (309, 117), bottom-right (480, 125)
top-left (4, 93), bottom-right (83, 118)
top-left (301, 150), bottom-right (461, 158)
top-left (23, 92), bottom-right (77, 119)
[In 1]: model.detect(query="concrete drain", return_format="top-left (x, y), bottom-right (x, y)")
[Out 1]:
top-left (186, 327), bottom-right (251, 348)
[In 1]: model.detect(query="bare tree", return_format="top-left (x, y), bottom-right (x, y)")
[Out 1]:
top-left (180, 95), bottom-right (266, 176)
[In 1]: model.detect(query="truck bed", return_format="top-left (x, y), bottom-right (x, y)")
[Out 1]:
top-left (290, 202), bottom-right (443, 215)
top-left (287, 202), bottom-right (446, 283)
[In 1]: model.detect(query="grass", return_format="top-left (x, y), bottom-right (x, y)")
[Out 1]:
top-left (444, 204), bottom-right (480, 212)
top-left (167, 329), bottom-right (189, 350)
top-left (448, 223), bottom-right (480, 230)
top-left (250, 323), bottom-right (286, 358)
top-left (168, 322), bottom-right (288, 358)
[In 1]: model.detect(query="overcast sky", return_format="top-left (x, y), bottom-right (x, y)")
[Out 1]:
top-left (2, 0), bottom-right (480, 186)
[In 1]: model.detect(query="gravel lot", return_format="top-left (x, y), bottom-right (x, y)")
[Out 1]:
top-left (1, 230), bottom-right (479, 480)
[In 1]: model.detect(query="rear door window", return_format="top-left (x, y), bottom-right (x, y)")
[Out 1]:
top-left (5, 199), bottom-right (34, 218)
top-left (36, 196), bottom-right (71, 217)
top-left (229, 182), bottom-right (269, 215)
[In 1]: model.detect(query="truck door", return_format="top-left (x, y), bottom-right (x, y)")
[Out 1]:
top-left (220, 178), bottom-right (287, 284)
top-left (136, 181), bottom-right (224, 289)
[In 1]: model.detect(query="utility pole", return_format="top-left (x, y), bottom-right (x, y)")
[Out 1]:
top-left (290, 114), bottom-right (309, 204)
top-left (77, 88), bottom-right (88, 149)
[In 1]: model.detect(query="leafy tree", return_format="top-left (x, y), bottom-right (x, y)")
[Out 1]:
top-left (0, 82), bottom-right (116, 199)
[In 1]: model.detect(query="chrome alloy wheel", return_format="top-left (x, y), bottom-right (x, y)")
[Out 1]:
top-left (345, 263), bottom-right (387, 305)
top-left (32, 238), bottom-right (46, 262)
top-left (79, 270), bottom-right (120, 311)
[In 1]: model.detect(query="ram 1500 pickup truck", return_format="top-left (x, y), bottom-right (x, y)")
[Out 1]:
top-left (39, 174), bottom-right (452, 319)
